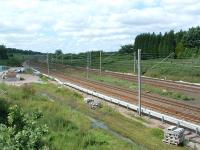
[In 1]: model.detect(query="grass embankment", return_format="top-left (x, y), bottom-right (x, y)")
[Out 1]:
top-left (0, 83), bottom-right (136, 150)
top-left (141, 58), bottom-right (200, 83)
top-left (61, 69), bottom-right (194, 101)
top-left (0, 82), bottom-right (188, 150)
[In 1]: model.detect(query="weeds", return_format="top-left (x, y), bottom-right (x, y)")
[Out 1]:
top-left (0, 83), bottom-right (188, 150)
top-left (150, 128), bottom-right (164, 139)
top-left (22, 84), bottom-right (36, 99)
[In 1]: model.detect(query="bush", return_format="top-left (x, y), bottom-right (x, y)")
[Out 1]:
top-left (0, 105), bottom-right (48, 149)
top-left (0, 99), bottom-right (10, 124)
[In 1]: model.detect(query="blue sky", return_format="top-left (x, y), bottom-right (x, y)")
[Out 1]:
top-left (0, 0), bottom-right (200, 53)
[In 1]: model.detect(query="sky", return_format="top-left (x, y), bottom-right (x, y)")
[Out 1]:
top-left (0, 0), bottom-right (200, 53)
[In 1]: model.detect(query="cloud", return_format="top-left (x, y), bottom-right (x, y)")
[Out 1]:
top-left (0, 0), bottom-right (199, 53)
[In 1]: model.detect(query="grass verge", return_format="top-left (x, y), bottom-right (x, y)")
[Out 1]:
top-left (0, 82), bottom-right (188, 150)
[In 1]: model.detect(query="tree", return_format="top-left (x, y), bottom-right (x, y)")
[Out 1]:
top-left (55, 49), bottom-right (63, 55)
top-left (158, 32), bottom-right (168, 57)
top-left (175, 30), bottom-right (185, 43)
top-left (118, 44), bottom-right (134, 54)
top-left (182, 26), bottom-right (200, 49)
top-left (168, 30), bottom-right (176, 54)
top-left (54, 49), bottom-right (63, 61)
top-left (175, 42), bottom-right (184, 58)
top-left (0, 45), bottom-right (8, 59)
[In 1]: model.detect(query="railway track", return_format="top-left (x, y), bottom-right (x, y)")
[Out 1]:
top-left (31, 62), bottom-right (200, 124)
top-left (52, 63), bottom-right (200, 94)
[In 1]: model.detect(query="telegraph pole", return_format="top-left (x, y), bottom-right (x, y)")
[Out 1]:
top-left (138, 49), bottom-right (141, 116)
top-left (90, 51), bottom-right (91, 69)
top-left (47, 53), bottom-right (49, 76)
top-left (100, 51), bottom-right (102, 75)
top-left (70, 53), bottom-right (72, 73)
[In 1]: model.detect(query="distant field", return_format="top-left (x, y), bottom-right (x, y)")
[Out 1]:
top-left (51, 53), bottom-right (200, 83)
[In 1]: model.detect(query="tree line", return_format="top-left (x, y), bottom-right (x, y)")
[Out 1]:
top-left (119, 26), bottom-right (200, 59)
top-left (0, 45), bottom-right (8, 59)
top-left (0, 45), bottom-right (42, 59)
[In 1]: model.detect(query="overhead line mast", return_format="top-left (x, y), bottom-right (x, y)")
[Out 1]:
top-left (138, 49), bottom-right (141, 116)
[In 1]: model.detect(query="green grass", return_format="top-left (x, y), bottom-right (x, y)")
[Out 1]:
top-left (143, 84), bottom-right (194, 101)
top-left (0, 83), bottom-right (137, 150)
top-left (142, 59), bottom-right (200, 83)
top-left (0, 83), bottom-right (188, 150)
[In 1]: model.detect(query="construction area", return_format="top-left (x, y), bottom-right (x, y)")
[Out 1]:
top-left (0, 66), bottom-right (41, 86)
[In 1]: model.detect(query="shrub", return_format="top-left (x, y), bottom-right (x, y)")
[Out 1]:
top-left (0, 99), bottom-right (10, 124)
top-left (0, 105), bottom-right (48, 149)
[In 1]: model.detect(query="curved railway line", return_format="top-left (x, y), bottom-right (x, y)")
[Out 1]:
top-left (31, 62), bottom-right (200, 124)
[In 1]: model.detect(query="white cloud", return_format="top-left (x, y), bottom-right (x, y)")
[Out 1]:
top-left (0, 0), bottom-right (199, 53)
